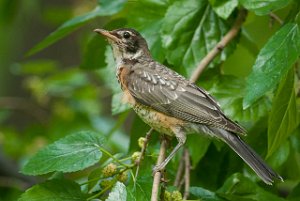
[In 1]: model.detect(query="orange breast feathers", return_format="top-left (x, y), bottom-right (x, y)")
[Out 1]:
top-left (117, 66), bottom-right (136, 105)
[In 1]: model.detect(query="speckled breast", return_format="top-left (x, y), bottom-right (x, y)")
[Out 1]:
top-left (133, 103), bottom-right (184, 137)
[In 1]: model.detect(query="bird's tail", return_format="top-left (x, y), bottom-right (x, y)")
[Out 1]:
top-left (212, 128), bottom-right (283, 185)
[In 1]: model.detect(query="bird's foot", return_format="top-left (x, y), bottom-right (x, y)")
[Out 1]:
top-left (152, 163), bottom-right (165, 176)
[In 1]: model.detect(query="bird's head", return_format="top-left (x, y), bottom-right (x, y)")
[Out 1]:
top-left (94, 28), bottom-right (151, 63)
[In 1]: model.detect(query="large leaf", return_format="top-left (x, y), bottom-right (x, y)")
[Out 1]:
top-left (288, 183), bottom-right (300, 201)
top-left (21, 131), bottom-right (105, 175)
top-left (190, 186), bottom-right (225, 201)
top-left (127, 176), bottom-right (152, 201)
top-left (267, 69), bottom-right (298, 157)
top-left (243, 23), bottom-right (300, 108)
top-left (97, 47), bottom-right (121, 94)
top-left (161, 0), bottom-right (237, 77)
top-left (239, 0), bottom-right (292, 15)
top-left (106, 182), bottom-right (127, 201)
top-left (209, 0), bottom-right (238, 19)
top-left (18, 179), bottom-right (87, 201)
top-left (80, 35), bottom-right (107, 70)
top-left (112, 92), bottom-right (131, 115)
top-left (186, 135), bottom-right (211, 168)
top-left (217, 173), bottom-right (286, 201)
top-left (26, 0), bottom-right (126, 56)
top-left (129, 115), bottom-right (151, 152)
top-left (200, 74), bottom-right (270, 122)
top-left (267, 140), bottom-right (290, 169)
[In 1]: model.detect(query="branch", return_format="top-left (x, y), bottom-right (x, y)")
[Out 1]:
top-left (174, 151), bottom-right (185, 187)
top-left (190, 9), bottom-right (247, 82)
top-left (151, 137), bottom-right (167, 201)
top-left (183, 149), bottom-right (191, 199)
top-left (135, 128), bottom-right (153, 178)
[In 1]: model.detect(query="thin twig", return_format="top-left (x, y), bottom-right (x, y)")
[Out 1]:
top-left (179, 176), bottom-right (185, 189)
top-left (190, 9), bottom-right (247, 82)
top-left (183, 149), bottom-right (191, 199)
top-left (269, 12), bottom-right (284, 25)
top-left (151, 138), bottom-right (167, 201)
top-left (174, 151), bottom-right (185, 187)
top-left (135, 128), bottom-right (153, 178)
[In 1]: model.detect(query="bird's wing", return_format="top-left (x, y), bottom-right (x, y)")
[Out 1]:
top-left (125, 61), bottom-right (246, 135)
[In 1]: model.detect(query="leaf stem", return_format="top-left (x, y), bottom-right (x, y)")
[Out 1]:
top-left (100, 147), bottom-right (131, 168)
top-left (269, 12), bottom-right (284, 25)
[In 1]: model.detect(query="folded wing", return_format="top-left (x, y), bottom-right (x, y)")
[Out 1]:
top-left (126, 61), bottom-right (246, 135)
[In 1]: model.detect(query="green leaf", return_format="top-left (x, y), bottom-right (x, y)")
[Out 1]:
top-left (97, 47), bottom-right (121, 93)
top-left (87, 167), bottom-right (103, 191)
top-left (127, 176), bottom-right (152, 201)
top-left (239, 0), bottom-right (292, 15)
top-left (267, 140), bottom-right (290, 169)
top-left (80, 35), bottom-right (107, 70)
top-left (162, 0), bottom-right (236, 77)
top-left (267, 68), bottom-right (298, 157)
top-left (26, 0), bottom-right (126, 56)
top-left (129, 115), bottom-right (151, 152)
top-left (209, 0), bottom-right (238, 19)
top-left (244, 23), bottom-right (300, 108)
top-left (200, 74), bottom-right (270, 122)
top-left (21, 131), bottom-right (105, 175)
top-left (285, 146), bottom-right (300, 180)
top-left (123, 0), bottom-right (170, 62)
top-left (106, 182), bottom-right (127, 201)
top-left (18, 179), bottom-right (87, 201)
top-left (186, 135), bottom-right (211, 168)
top-left (217, 173), bottom-right (286, 201)
top-left (190, 186), bottom-right (225, 201)
top-left (288, 182), bottom-right (300, 201)
top-left (112, 92), bottom-right (131, 115)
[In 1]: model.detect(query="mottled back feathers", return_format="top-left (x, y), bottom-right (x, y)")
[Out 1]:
top-left (122, 58), bottom-right (246, 135)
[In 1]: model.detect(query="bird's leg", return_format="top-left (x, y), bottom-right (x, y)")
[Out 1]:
top-left (153, 132), bottom-right (186, 173)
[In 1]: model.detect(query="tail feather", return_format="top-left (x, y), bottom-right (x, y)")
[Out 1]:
top-left (212, 128), bottom-right (283, 185)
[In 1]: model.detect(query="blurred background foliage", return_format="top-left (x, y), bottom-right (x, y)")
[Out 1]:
top-left (0, 0), bottom-right (300, 200)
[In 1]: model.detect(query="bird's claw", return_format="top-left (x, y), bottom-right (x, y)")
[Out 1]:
top-left (152, 164), bottom-right (164, 176)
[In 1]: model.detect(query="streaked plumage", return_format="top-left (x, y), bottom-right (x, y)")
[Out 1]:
top-left (94, 28), bottom-right (283, 185)
top-left (124, 57), bottom-right (246, 135)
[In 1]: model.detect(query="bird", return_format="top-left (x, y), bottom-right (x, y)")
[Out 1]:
top-left (94, 28), bottom-right (283, 185)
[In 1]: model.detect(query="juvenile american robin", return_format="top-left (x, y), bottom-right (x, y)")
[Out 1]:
top-left (94, 28), bottom-right (283, 185)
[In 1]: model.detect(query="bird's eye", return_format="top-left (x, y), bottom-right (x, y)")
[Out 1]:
top-left (123, 32), bottom-right (131, 39)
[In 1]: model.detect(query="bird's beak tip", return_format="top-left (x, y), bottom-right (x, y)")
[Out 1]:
top-left (93, 28), bottom-right (106, 34)
top-left (94, 28), bottom-right (118, 42)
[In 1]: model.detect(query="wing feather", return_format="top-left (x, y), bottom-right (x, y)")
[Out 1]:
top-left (126, 61), bottom-right (246, 134)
